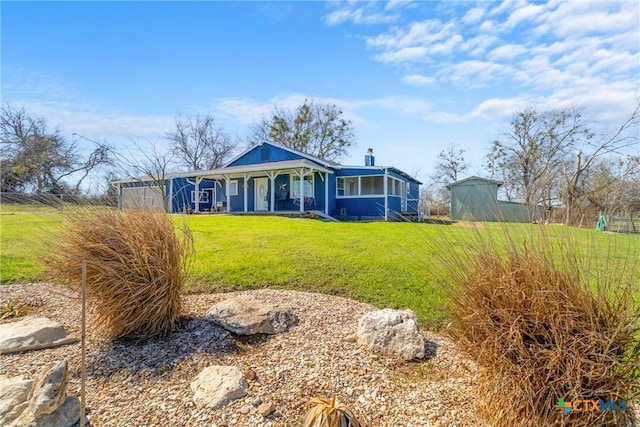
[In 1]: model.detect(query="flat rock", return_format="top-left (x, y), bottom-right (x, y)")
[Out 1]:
top-left (191, 365), bottom-right (248, 409)
top-left (12, 396), bottom-right (80, 427)
top-left (356, 308), bottom-right (426, 360)
top-left (0, 317), bottom-right (78, 354)
top-left (207, 296), bottom-right (297, 335)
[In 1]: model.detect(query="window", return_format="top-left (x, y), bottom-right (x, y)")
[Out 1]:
top-left (228, 180), bottom-right (238, 196)
top-left (337, 177), bottom-right (358, 196)
top-left (360, 176), bottom-right (384, 195)
top-left (191, 190), bottom-right (209, 203)
top-left (386, 176), bottom-right (404, 196)
top-left (291, 175), bottom-right (313, 198)
top-left (338, 175), bottom-right (386, 197)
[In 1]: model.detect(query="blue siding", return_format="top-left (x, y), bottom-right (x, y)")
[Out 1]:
top-left (170, 178), bottom-right (215, 213)
top-left (335, 197), bottom-right (386, 218)
top-left (228, 144), bottom-right (316, 167)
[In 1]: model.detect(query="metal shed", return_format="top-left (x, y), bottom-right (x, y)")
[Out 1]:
top-left (447, 176), bottom-right (545, 223)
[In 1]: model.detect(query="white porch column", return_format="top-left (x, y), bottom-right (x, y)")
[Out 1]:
top-left (297, 169), bottom-right (305, 212)
top-left (194, 177), bottom-right (202, 213)
top-left (265, 171), bottom-right (280, 213)
top-left (225, 175), bottom-right (231, 213)
top-left (117, 183), bottom-right (122, 212)
top-left (384, 168), bottom-right (388, 221)
top-left (243, 173), bottom-right (248, 212)
top-left (324, 172), bottom-right (329, 215)
top-left (168, 179), bottom-right (173, 213)
top-left (269, 175), bottom-right (276, 212)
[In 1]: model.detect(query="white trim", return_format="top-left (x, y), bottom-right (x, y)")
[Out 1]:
top-left (228, 179), bottom-right (239, 196)
top-left (191, 191), bottom-right (209, 203)
top-left (324, 172), bottom-right (329, 215)
top-left (243, 173), bottom-right (252, 212)
top-left (254, 177), bottom-right (269, 211)
top-left (384, 168), bottom-right (388, 221)
top-left (290, 173), bottom-right (314, 199)
top-left (224, 176), bottom-right (231, 212)
top-left (336, 175), bottom-right (385, 197)
top-left (265, 170), bottom-right (281, 213)
top-left (336, 195), bottom-right (386, 199)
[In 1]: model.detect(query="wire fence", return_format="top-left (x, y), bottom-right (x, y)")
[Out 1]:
top-left (0, 192), bottom-right (116, 208)
top-left (606, 213), bottom-right (639, 234)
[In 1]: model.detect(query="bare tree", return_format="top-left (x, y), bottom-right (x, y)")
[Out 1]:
top-left (561, 103), bottom-right (639, 224)
top-left (166, 113), bottom-right (237, 170)
top-left (432, 143), bottom-right (468, 184)
top-left (584, 156), bottom-right (640, 215)
top-left (486, 107), bottom-right (590, 208)
top-left (0, 105), bottom-right (112, 194)
top-left (248, 100), bottom-right (355, 162)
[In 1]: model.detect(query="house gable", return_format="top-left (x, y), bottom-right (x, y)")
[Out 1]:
top-left (225, 141), bottom-right (336, 169)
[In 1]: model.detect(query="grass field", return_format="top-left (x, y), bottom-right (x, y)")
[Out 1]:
top-left (1, 204), bottom-right (638, 328)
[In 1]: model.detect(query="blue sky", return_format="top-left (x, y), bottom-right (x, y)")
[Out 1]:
top-left (2, 1), bottom-right (639, 186)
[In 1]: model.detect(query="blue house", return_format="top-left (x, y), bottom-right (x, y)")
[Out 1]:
top-left (114, 142), bottom-right (422, 221)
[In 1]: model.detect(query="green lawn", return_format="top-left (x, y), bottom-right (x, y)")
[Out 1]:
top-left (1, 205), bottom-right (638, 328)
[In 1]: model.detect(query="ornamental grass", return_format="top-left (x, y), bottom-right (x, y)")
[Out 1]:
top-left (303, 396), bottom-right (361, 427)
top-left (444, 227), bottom-right (639, 426)
top-left (43, 208), bottom-right (194, 340)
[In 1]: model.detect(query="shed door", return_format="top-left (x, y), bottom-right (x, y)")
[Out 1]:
top-left (122, 186), bottom-right (164, 212)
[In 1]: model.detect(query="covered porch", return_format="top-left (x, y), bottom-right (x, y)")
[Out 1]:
top-left (184, 159), bottom-right (334, 216)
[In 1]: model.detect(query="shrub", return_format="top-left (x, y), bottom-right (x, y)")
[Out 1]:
top-left (44, 208), bottom-right (194, 339)
top-left (444, 227), bottom-right (639, 426)
top-left (303, 396), bottom-right (361, 427)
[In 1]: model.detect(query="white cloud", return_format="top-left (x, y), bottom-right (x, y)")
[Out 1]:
top-left (325, 3), bottom-right (399, 26)
top-left (468, 96), bottom-right (536, 121)
top-left (462, 7), bottom-right (484, 25)
top-left (16, 100), bottom-right (175, 142)
top-left (441, 60), bottom-right (516, 88)
top-left (402, 74), bottom-right (436, 86)
top-left (367, 19), bottom-right (452, 49)
top-left (385, 0), bottom-right (414, 11)
top-left (464, 34), bottom-right (500, 57)
top-left (503, 3), bottom-right (546, 30)
top-left (375, 46), bottom-right (429, 63)
top-left (535, 0), bottom-right (639, 38)
top-left (487, 44), bottom-right (528, 60)
top-left (212, 94), bottom-right (367, 127)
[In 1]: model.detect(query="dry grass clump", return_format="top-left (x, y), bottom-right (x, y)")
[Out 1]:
top-left (303, 396), bottom-right (361, 427)
top-left (445, 228), bottom-right (639, 427)
top-left (44, 208), bottom-right (193, 339)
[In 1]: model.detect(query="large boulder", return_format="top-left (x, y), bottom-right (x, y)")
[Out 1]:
top-left (191, 365), bottom-right (248, 409)
top-left (2, 360), bottom-right (80, 427)
top-left (207, 296), bottom-right (297, 335)
top-left (356, 309), bottom-right (425, 360)
top-left (0, 317), bottom-right (78, 354)
top-left (27, 360), bottom-right (69, 416)
top-left (13, 397), bottom-right (80, 427)
top-left (0, 376), bottom-right (32, 425)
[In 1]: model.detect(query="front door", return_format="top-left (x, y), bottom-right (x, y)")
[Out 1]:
top-left (255, 178), bottom-right (269, 211)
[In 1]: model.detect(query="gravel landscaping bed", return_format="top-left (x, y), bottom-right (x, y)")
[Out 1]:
top-left (1, 283), bottom-right (482, 427)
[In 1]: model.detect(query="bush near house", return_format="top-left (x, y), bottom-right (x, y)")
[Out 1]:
top-left (43, 209), bottom-right (194, 339)
top-left (444, 227), bottom-right (639, 427)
